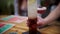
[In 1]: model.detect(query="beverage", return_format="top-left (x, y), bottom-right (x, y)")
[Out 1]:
top-left (37, 7), bottom-right (46, 14)
top-left (28, 18), bottom-right (37, 34)
top-left (27, 0), bottom-right (41, 34)
top-left (23, 0), bottom-right (41, 34)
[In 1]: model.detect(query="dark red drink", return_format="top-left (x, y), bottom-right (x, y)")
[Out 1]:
top-left (38, 10), bottom-right (46, 14)
top-left (28, 18), bottom-right (37, 34)
top-left (37, 7), bottom-right (46, 14)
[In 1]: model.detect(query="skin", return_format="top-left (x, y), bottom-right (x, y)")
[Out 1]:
top-left (21, 0), bottom-right (27, 10)
top-left (37, 3), bottom-right (60, 26)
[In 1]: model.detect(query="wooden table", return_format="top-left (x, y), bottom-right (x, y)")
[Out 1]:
top-left (0, 15), bottom-right (60, 34)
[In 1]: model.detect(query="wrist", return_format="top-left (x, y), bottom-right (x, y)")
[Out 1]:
top-left (43, 18), bottom-right (49, 25)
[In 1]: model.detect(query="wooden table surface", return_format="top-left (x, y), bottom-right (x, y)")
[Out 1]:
top-left (0, 15), bottom-right (60, 34)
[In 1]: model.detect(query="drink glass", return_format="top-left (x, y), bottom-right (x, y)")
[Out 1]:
top-left (37, 7), bottom-right (46, 17)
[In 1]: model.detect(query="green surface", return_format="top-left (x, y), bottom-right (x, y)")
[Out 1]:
top-left (2, 15), bottom-right (14, 21)
top-left (0, 24), bottom-right (14, 34)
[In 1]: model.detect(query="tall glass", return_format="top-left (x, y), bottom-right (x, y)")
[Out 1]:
top-left (22, 0), bottom-right (41, 34)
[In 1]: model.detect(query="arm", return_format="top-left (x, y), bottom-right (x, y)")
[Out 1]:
top-left (44, 3), bottom-right (60, 24)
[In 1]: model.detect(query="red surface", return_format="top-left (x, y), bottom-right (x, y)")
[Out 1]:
top-left (8, 17), bottom-right (27, 22)
top-left (0, 23), bottom-right (5, 28)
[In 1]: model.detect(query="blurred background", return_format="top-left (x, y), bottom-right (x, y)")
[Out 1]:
top-left (0, 0), bottom-right (14, 15)
top-left (0, 0), bottom-right (27, 16)
top-left (0, 0), bottom-right (59, 18)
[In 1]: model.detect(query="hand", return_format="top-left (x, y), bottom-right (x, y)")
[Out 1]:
top-left (37, 17), bottom-right (47, 27)
top-left (26, 17), bottom-right (48, 27)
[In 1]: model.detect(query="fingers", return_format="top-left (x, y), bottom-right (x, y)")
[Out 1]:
top-left (26, 20), bottom-right (29, 26)
top-left (26, 17), bottom-right (46, 27)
